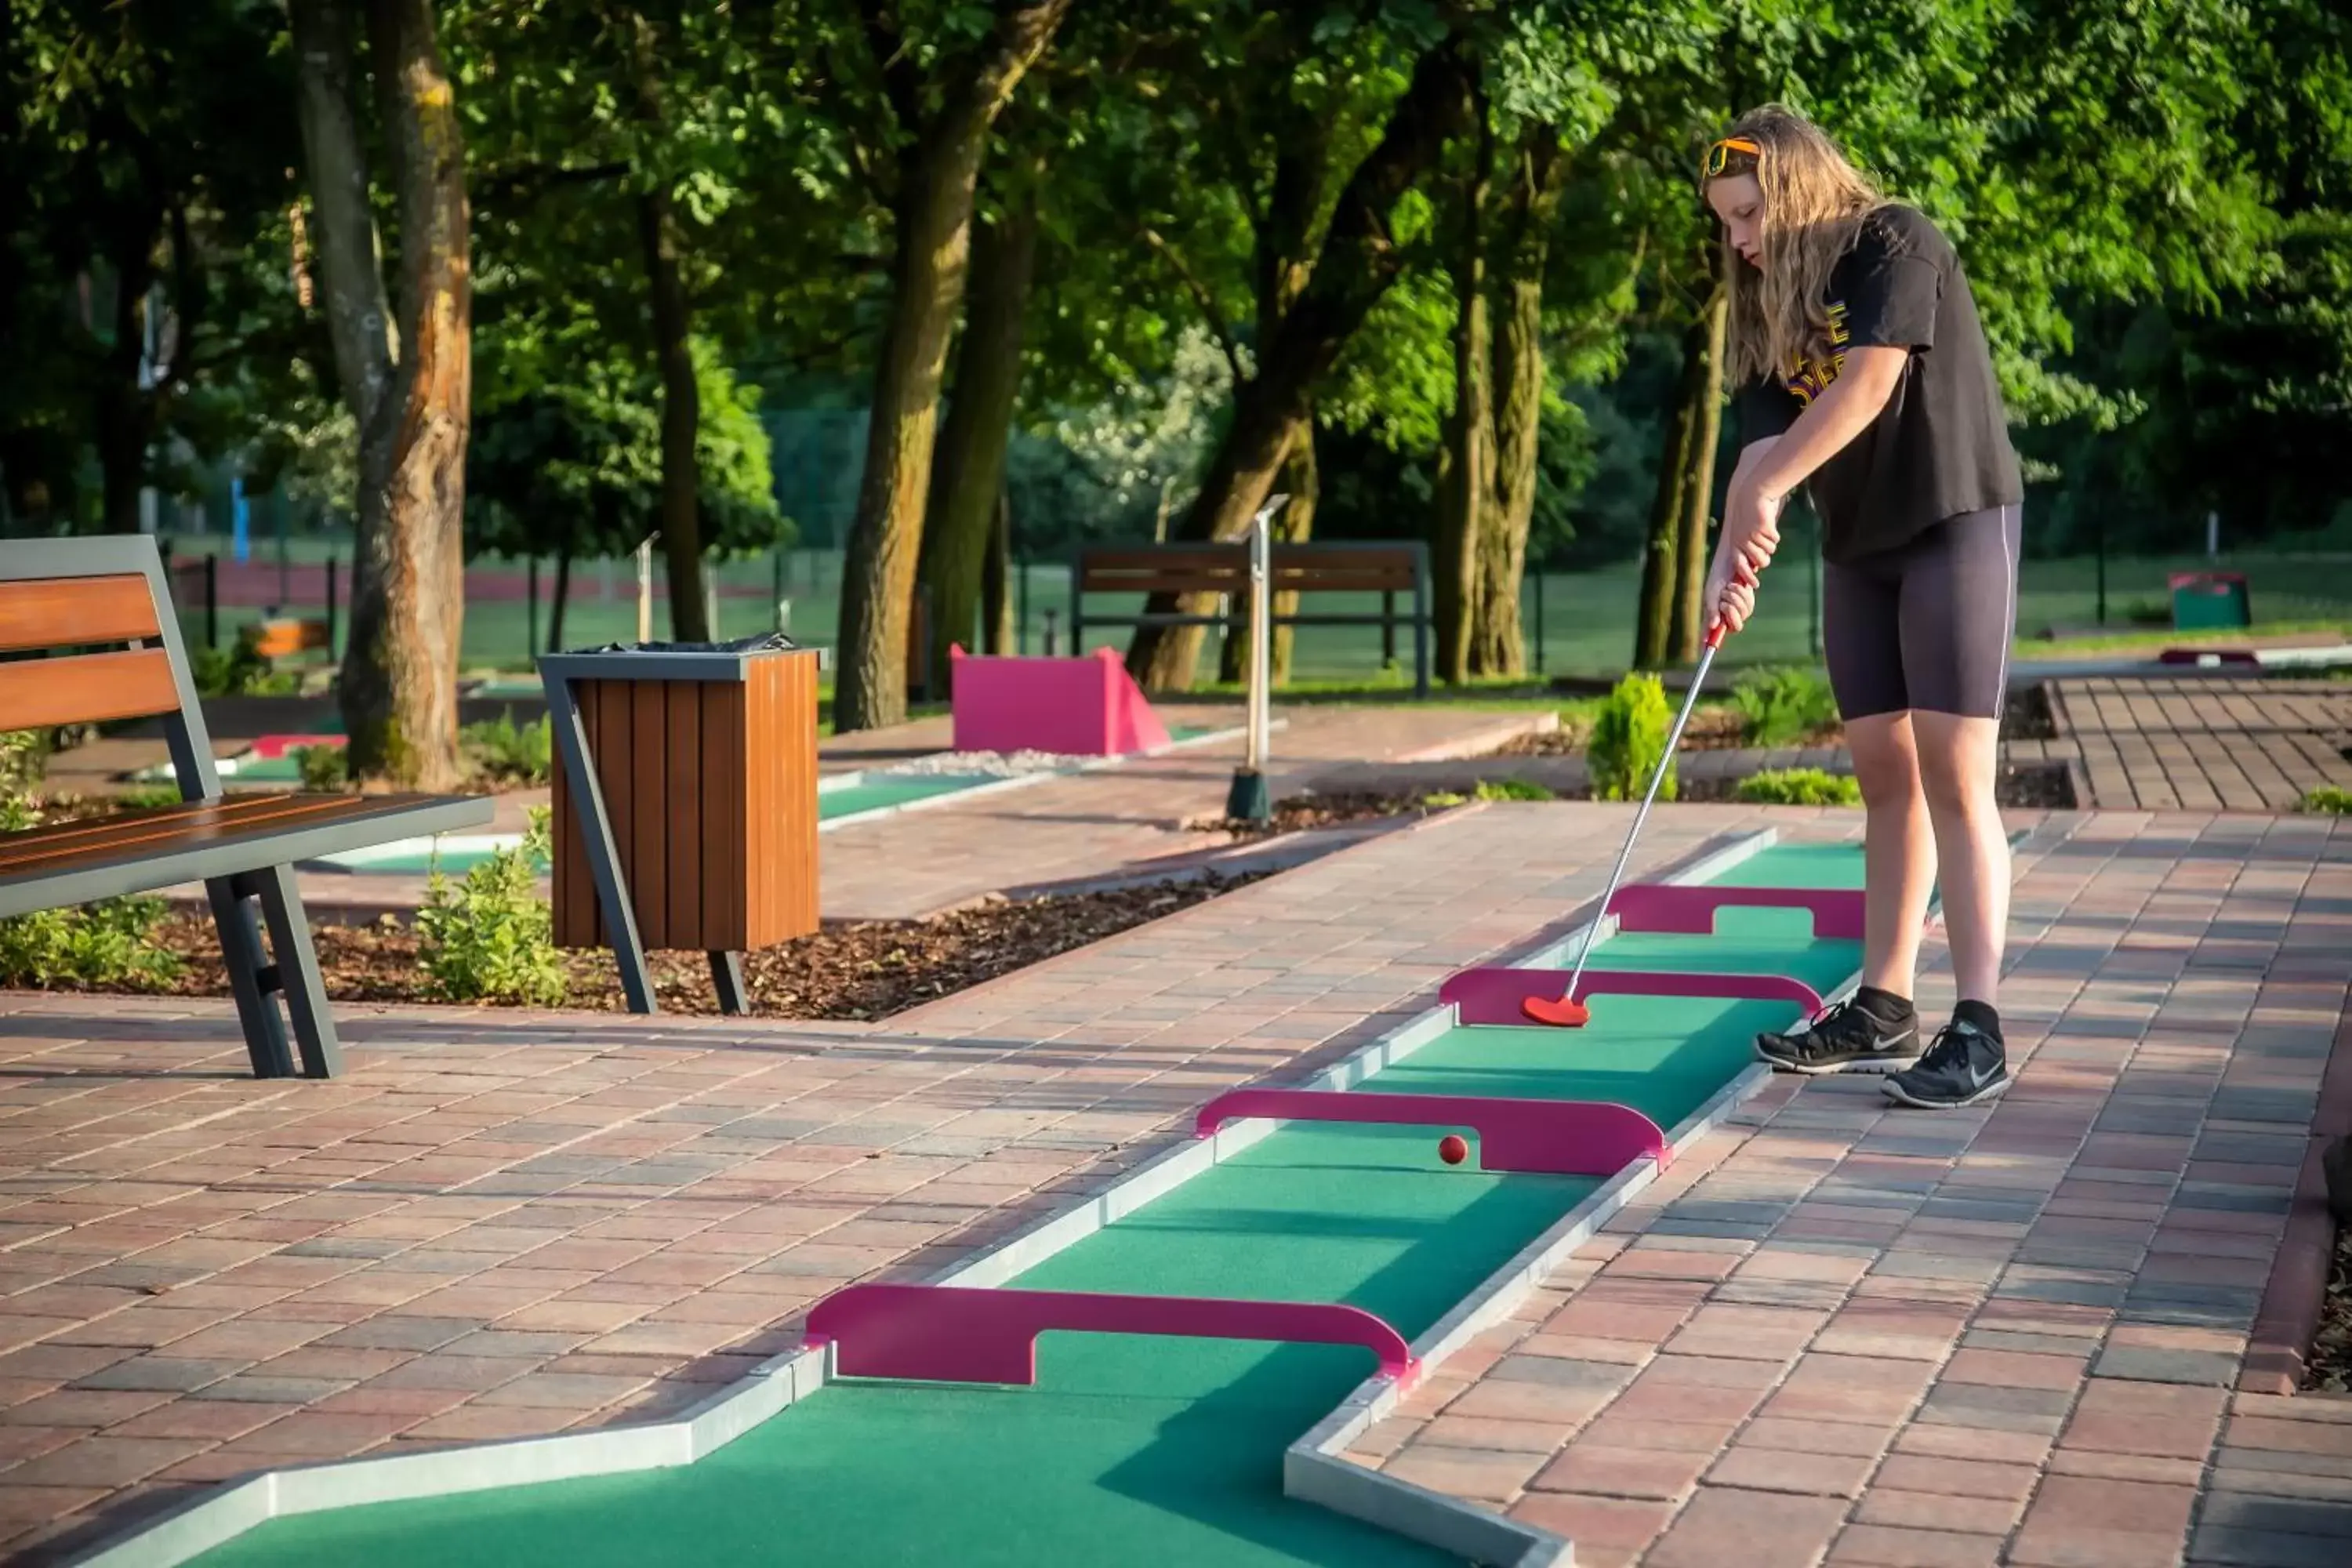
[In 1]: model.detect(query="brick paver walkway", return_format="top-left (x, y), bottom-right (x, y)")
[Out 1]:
top-left (0, 804), bottom-right (2346, 1566)
top-left (0, 799), bottom-right (1763, 1561)
top-left (1352, 810), bottom-right (2352, 1568)
top-left (2009, 677), bottom-right (2352, 811)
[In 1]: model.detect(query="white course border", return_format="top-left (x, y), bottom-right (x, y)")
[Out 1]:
top-left (812, 719), bottom-right (1265, 833)
top-left (75, 824), bottom-right (1850, 1568)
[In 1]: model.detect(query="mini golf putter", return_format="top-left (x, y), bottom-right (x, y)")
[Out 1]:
top-left (1443, 966), bottom-right (1827, 1028)
top-left (1192, 1089), bottom-right (1671, 1175)
top-left (805, 1283), bottom-right (1417, 1386)
top-left (1534, 609), bottom-right (1740, 1027)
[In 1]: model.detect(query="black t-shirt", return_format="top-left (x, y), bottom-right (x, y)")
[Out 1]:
top-left (1735, 204), bottom-right (2021, 563)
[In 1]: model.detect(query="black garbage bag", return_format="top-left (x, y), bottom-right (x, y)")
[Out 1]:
top-left (586, 632), bottom-right (799, 655)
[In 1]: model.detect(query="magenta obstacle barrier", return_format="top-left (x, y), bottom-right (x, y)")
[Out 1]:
top-left (2156, 646), bottom-right (2259, 666)
top-left (804, 1283), bottom-right (1415, 1385)
top-left (1607, 883), bottom-right (1867, 941)
top-left (1192, 1089), bottom-right (1670, 1176)
top-left (1439, 967), bottom-right (1825, 1026)
top-left (949, 645), bottom-right (1173, 757)
top-left (250, 734), bottom-right (345, 760)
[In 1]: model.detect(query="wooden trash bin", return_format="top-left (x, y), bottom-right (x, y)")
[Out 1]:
top-left (540, 643), bottom-right (820, 1014)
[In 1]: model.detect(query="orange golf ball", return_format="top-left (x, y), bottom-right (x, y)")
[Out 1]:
top-left (1438, 1134), bottom-right (1469, 1166)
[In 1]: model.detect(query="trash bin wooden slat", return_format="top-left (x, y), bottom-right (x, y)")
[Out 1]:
top-left (548, 648), bottom-right (819, 959)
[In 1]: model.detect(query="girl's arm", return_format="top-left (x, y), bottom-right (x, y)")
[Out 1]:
top-left (1740, 345), bottom-right (1907, 513)
top-left (1706, 346), bottom-right (1907, 631)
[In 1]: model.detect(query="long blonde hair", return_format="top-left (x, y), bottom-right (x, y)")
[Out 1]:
top-left (1705, 105), bottom-right (1886, 387)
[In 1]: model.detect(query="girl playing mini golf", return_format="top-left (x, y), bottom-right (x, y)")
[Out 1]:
top-left (1699, 105), bottom-right (2024, 1109)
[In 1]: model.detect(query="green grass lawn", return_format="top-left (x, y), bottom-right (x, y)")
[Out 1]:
top-left (165, 538), bottom-right (2351, 685)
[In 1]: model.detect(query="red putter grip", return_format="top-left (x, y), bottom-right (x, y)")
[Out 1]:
top-left (1704, 620), bottom-right (1727, 651)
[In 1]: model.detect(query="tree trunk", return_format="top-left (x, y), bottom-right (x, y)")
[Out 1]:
top-left (1434, 101), bottom-right (1493, 687)
top-left (96, 209), bottom-right (160, 535)
top-left (638, 186), bottom-right (706, 641)
top-left (921, 183), bottom-right (1040, 692)
top-left (1633, 335), bottom-right (1703, 670)
top-left (549, 545), bottom-right (572, 652)
top-left (1218, 409), bottom-right (1317, 686)
top-left (832, 0), bottom-right (1072, 732)
top-left (982, 483), bottom-right (1013, 654)
top-left (343, 0), bottom-right (470, 789)
top-left (1125, 38), bottom-right (1470, 692)
top-left (1472, 130), bottom-right (1566, 677)
top-left (1669, 275), bottom-right (1730, 659)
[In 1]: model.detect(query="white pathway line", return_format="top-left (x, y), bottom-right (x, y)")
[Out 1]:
top-left (76, 826), bottom-right (1822, 1568)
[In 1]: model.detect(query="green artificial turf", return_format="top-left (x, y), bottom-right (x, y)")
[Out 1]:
top-left (194, 843), bottom-right (1860, 1568)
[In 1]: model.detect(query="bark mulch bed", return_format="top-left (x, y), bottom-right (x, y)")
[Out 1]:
top-left (1646, 759), bottom-right (2075, 809)
top-left (1494, 707), bottom-right (1779, 757)
top-left (119, 875), bottom-right (1265, 1022)
top-left (1188, 791), bottom-right (1451, 839)
top-left (2307, 1218), bottom-right (2352, 1392)
top-left (2003, 682), bottom-right (2060, 741)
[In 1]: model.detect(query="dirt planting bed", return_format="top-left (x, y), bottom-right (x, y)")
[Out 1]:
top-left (89, 875), bottom-right (1269, 1022)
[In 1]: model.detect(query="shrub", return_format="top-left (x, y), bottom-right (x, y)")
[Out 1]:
top-left (0, 733), bottom-right (181, 989)
top-left (2299, 786), bottom-right (2352, 815)
top-left (0, 731), bottom-right (43, 832)
top-left (415, 808), bottom-right (566, 1006)
top-left (1588, 673), bottom-right (1675, 803)
top-left (112, 784), bottom-right (187, 812)
top-left (1420, 790), bottom-right (1468, 808)
top-left (295, 744), bottom-right (349, 792)
top-left (190, 637), bottom-right (298, 699)
top-left (1729, 666), bottom-right (1841, 747)
top-left (1473, 778), bottom-right (1556, 802)
top-left (1735, 768), bottom-right (1864, 807)
top-left (462, 711), bottom-right (554, 787)
top-left (0, 896), bottom-right (182, 989)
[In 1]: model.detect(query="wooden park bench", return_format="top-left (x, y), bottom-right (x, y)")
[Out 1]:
top-left (1072, 540), bottom-right (1432, 698)
top-left (0, 538), bottom-right (489, 1078)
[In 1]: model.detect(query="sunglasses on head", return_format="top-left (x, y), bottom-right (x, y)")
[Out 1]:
top-left (1703, 136), bottom-right (1762, 178)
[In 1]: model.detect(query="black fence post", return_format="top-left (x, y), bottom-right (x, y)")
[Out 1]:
top-left (1018, 558), bottom-right (1031, 655)
top-left (325, 556), bottom-right (339, 656)
top-left (204, 554), bottom-right (219, 649)
top-left (528, 557), bottom-right (541, 659)
top-left (1533, 568), bottom-right (1545, 675)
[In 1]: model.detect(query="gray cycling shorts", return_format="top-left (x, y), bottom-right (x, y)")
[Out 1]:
top-left (1823, 503), bottom-right (2020, 721)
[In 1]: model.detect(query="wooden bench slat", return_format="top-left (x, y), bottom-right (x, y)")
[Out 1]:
top-left (0, 794), bottom-right (452, 880)
top-left (0, 575), bottom-right (162, 653)
top-left (0, 648), bottom-right (181, 730)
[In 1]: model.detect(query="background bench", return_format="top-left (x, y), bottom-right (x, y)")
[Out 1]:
top-left (1073, 541), bottom-right (1431, 698)
top-left (0, 538), bottom-right (489, 1078)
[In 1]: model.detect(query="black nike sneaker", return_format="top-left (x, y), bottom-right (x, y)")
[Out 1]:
top-left (1882, 1019), bottom-right (2010, 1109)
top-left (1755, 995), bottom-right (1921, 1075)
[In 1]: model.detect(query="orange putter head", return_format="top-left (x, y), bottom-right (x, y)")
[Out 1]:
top-left (1522, 994), bottom-right (1592, 1027)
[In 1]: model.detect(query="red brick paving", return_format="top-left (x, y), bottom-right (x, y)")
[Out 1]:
top-left (2008, 676), bottom-right (2352, 811)
top-left (1361, 808), bottom-right (2352, 1567)
top-left (4, 803), bottom-right (2348, 1563)
top-left (0, 797), bottom-right (1835, 1560)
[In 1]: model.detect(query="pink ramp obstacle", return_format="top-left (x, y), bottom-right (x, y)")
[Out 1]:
top-left (251, 734), bottom-right (345, 760)
top-left (1608, 884), bottom-right (1867, 941)
top-left (804, 1283), bottom-right (1414, 1385)
top-left (1439, 967), bottom-right (1824, 1027)
top-left (949, 645), bottom-right (1172, 757)
top-left (1193, 1089), bottom-right (1669, 1175)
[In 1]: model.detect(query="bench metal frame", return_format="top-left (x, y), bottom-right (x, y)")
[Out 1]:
top-left (1071, 539), bottom-right (1432, 698)
top-left (0, 537), bottom-right (490, 1079)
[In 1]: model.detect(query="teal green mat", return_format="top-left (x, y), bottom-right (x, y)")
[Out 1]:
top-left (192, 842), bottom-right (1863, 1568)
top-left (818, 773), bottom-right (1004, 821)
